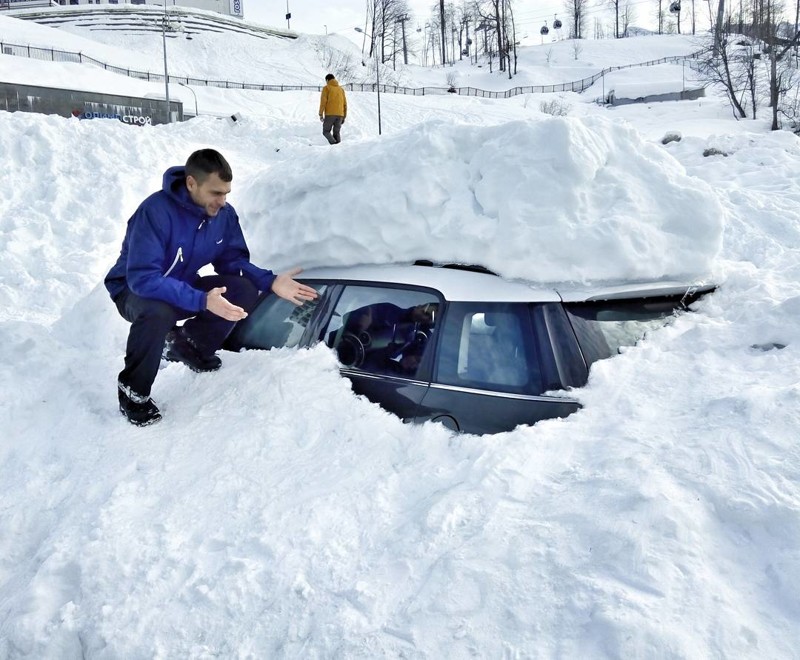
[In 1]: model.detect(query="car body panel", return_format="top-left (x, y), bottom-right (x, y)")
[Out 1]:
top-left (416, 384), bottom-right (580, 435)
top-left (342, 368), bottom-right (431, 421)
top-left (228, 263), bottom-right (715, 434)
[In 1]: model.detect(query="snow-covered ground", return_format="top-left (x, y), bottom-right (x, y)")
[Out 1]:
top-left (1, 11), bottom-right (800, 659)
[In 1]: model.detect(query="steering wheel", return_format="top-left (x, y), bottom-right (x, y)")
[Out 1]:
top-left (336, 332), bottom-right (366, 368)
top-left (413, 326), bottom-right (432, 346)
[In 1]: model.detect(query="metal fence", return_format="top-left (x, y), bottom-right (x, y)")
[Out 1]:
top-left (0, 40), bottom-right (701, 98)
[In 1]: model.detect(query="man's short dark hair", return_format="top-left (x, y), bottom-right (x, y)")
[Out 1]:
top-left (325, 73), bottom-right (335, 81)
top-left (185, 149), bottom-right (232, 183)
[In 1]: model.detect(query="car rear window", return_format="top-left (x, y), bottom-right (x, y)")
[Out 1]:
top-left (564, 297), bottom-right (686, 366)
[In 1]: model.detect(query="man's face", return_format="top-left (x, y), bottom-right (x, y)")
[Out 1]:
top-left (187, 172), bottom-right (231, 217)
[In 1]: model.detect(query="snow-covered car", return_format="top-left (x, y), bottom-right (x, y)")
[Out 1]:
top-left (226, 262), bottom-right (715, 434)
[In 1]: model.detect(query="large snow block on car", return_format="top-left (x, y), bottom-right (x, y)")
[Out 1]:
top-left (240, 115), bottom-right (724, 284)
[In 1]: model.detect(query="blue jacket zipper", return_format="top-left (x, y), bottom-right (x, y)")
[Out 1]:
top-left (164, 246), bottom-right (184, 277)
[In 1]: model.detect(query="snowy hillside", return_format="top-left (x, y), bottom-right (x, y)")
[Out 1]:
top-left (1, 10), bottom-right (800, 659)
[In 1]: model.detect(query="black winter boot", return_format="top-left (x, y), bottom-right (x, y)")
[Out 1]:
top-left (163, 327), bottom-right (222, 373)
top-left (118, 384), bottom-right (162, 427)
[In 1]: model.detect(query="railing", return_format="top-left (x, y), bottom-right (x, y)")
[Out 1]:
top-left (0, 0), bottom-right (58, 9)
top-left (0, 40), bottom-right (702, 98)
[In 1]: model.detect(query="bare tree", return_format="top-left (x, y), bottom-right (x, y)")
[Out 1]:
top-left (621, 0), bottom-right (636, 34)
top-left (564, 0), bottom-right (588, 38)
top-left (697, 35), bottom-right (750, 118)
top-left (364, 0), bottom-right (411, 64)
top-left (314, 39), bottom-right (358, 83)
top-left (760, 0), bottom-right (800, 128)
top-left (697, 0), bottom-right (800, 130)
top-left (610, 0), bottom-right (621, 37)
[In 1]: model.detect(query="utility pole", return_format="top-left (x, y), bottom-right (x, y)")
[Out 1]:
top-left (161, 1), bottom-right (170, 123)
top-left (486, 22), bottom-right (492, 73)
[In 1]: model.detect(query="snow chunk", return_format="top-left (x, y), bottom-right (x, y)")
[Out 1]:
top-left (240, 116), bottom-right (724, 284)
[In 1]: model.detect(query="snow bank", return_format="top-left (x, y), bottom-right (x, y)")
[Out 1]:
top-left (240, 115), bottom-right (724, 284)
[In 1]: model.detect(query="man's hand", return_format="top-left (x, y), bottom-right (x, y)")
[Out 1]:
top-left (319, 115), bottom-right (324, 122)
top-left (271, 268), bottom-right (320, 306)
top-left (206, 286), bottom-right (248, 321)
top-left (341, 118), bottom-right (345, 124)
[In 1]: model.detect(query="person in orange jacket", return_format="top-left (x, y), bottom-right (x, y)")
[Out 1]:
top-left (319, 73), bottom-right (347, 144)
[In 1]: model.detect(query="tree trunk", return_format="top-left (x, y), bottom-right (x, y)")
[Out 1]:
top-left (439, 0), bottom-right (446, 65)
top-left (714, 0), bottom-right (725, 57)
top-left (771, 47), bottom-right (779, 129)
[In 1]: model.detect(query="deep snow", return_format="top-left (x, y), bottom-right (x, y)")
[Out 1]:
top-left (1, 11), bottom-right (800, 659)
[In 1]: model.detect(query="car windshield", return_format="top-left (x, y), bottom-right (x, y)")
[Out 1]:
top-left (227, 283), bottom-right (326, 350)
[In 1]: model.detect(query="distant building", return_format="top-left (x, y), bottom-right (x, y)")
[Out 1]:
top-left (1, 0), bottom-right (244, 18)
top-left (0, 0), bottom-right (58, 8)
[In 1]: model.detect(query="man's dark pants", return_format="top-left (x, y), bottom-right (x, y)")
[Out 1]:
top-left (323, 116), bottom-right (343, 144)
top-left (114, 274), bottom-right (259, 398)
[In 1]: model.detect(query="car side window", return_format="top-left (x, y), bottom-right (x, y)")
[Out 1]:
top-left (564, 297), bottom-right (684, 366)
top-left (231, 284), bottom-right (326, 350)
top-left (324, 285), bottom-right (439, 379)
top-left (436, 303), bottom-right (544, 395)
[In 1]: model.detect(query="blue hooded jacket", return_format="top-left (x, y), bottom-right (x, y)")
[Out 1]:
top-left (105, 166), bottom-right (275, 312)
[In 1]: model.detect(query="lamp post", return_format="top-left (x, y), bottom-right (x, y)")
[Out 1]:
top-left (354, 27), bottom-right (381, 135)
top-left (177, 81), bottom-right (198, 117)
top-left (161, 1), bottom-right (170, 123)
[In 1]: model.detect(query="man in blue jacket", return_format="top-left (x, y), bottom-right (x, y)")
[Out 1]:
top-left (105, 149), bottom-right (318, 427)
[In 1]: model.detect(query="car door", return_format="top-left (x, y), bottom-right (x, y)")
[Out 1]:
top-left (416, 302), bottom-right (581, 434)
top-left (319, 284), bottom-right (441, 422)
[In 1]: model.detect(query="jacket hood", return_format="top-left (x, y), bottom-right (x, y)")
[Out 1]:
top-left (161, 165), bottom-right (204, 216)
top-left (327, 79), bottom-right (340, 87)
top-left (162, 165), bottom-right (186, 197)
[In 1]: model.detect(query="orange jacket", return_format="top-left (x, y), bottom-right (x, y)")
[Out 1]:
top-left (319, 79), bottom-right (347, 118)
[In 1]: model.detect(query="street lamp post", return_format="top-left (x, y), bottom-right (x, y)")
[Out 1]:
top-left (354, 27), bottom-right (381, 135)
top-left (177, 81), bottom-right (198, 117)
top-left (161, 1), bottom-right (170, 123)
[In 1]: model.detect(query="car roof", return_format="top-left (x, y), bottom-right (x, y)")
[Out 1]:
top-left (298, 264), bottom-right (714, 304)
top-left (300, 264), bottom-right (561, 302)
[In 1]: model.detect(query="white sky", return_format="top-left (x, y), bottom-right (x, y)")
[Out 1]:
top-left (2, 10), bottom-right (800, 659)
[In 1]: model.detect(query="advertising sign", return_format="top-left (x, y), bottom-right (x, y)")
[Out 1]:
top-left (229, 0), bottom-right (242, 17)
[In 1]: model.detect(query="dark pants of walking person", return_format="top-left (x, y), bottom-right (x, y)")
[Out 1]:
top-left (322, 116), bottom-right (344, 144)
top-left (114, 274), bottom-right (259, 397)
